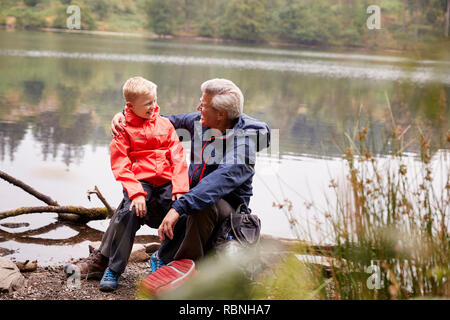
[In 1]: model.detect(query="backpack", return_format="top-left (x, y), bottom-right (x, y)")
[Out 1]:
top-left (211, 203), bottom-right (261, 249)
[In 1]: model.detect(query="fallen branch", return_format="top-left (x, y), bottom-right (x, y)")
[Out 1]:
top-left (87, 186), bottom-right (114, 217)
top-left (0, 206), bottom-right (109, 221)
top-left (0, 224), bottom-right (158, 246)
top-left (0, 170), bottom-right (59, 206)
top-left (0, 170), bottom-right (116, 222)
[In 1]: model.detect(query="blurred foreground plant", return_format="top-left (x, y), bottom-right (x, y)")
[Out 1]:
top-left (264, 99), bottom-right (450, 300)
top-left (316, 100), bottom-right (450, 299)
top-left (136, 241), bottom-right (325, 300)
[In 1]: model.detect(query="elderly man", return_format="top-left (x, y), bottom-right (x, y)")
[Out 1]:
top-left (67, 78), bottom-right (270, 290)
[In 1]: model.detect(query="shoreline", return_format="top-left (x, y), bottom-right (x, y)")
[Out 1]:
top-left (0, 262), bottom-right (148, 300)
top-left (1, 26), bottom-right (407, 56)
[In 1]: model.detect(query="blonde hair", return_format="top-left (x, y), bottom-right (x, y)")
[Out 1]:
top-left (123, 76), bottom-right (157, 102)
top-left (200, 78), bottom-right (243, 119)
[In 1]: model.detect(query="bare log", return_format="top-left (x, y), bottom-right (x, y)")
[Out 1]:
top-left (87, 185), bottom-right (114, 217)
top-left (0, 171), bottom-right (117, 222)
top-left (0, 170), bottom-right (59, 206)
top-left (0, 206), bottom-right (108, 221)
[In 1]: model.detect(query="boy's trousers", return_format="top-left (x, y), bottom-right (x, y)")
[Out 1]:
top-left (105, 180), bottom-right (172, 275)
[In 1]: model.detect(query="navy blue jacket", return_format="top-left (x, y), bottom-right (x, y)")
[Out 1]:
top-left (165, 112), bottom-right (270, 215)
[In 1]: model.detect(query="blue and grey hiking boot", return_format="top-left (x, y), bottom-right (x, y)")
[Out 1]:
top-left (149, 251), bottom-right (166, 273)
top-left (99, 267), bottom-right (121, 292)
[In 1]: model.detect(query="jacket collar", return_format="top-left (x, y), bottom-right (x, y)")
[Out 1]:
top-left (125, 105), bottom-right (160, 126)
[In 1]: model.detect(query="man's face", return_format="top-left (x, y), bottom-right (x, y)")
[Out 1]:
top-left (197, 92), bottom-right (220, 128)
top-left (128, 92), bottom-right (157, 119)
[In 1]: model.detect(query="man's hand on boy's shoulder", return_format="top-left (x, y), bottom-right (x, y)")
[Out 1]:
top-left (110, 110), bottom-right (127, 137)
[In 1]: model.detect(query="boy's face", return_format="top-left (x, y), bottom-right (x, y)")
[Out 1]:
top-left (127, 92), bottom-right (157, 119)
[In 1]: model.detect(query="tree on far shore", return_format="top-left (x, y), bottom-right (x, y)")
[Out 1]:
top-left (145, 0), bottom-right (176, 36)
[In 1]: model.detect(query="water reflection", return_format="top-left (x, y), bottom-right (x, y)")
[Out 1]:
top-left (0, 30), bottom-right (448, 265)
top-left (0, 122), bottom-right (27, 162)
top-left (2, 49), bottom-right (450, 85)
top-left (0, 213), bottom-right (158, 266)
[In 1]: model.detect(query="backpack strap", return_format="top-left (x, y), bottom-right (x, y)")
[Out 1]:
top-left (236, 203), bottom-right (251, 215)
top-left (230, 203), bottom-right (260, 246)
top-left (230, 214), bottom-right (243, 245)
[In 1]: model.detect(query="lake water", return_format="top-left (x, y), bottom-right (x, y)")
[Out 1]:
top-left (0, 29), bottom-right (448, 265)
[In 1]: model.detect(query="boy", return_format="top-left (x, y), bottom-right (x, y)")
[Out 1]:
top-left (100, 76), bottom-right (189, 292)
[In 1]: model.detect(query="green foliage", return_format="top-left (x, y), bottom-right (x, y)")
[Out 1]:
top-left (20, 11), bottom-right (46, 28)
top-left (0, 0), bottom-right (448, 48)
top-left (271, 0), bottom-right (342, 45)
top-left (5, 6), bottom-right (47, 28)
top-left (197, 18), bottom-right (215, 37)
top-left (175, 0), bottom-right (202, 31)
top-left (219, 0), bottom-right (268, 42)
top-left (24, 0), bottom-right (43, 7)
top-left (145, 0), bottom-right (176, 35)
top-left (63, 1), bottom-right (97, 30)
top-left (85, 0), bottom-right (111, 20)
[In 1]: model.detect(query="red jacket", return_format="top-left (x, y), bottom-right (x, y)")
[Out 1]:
top-left (110, 106), bottom-right (189, 200)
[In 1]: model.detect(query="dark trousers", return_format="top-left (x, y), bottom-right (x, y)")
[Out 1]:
top-left (107, 181), bottom-right (172, 274)
top-left (157, 199), bottom-right (234, 264)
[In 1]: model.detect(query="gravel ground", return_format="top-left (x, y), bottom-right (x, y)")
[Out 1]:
top-left (0, 261), bottom-right (151, 300)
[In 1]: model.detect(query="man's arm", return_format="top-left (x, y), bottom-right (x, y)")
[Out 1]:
top-left (158, 163), bottom-right (254, 242)
top-left (172, 163), bottom-right (254, 215)
top-left (164, 112), bottom-right (199, 131)
top-left (111, 111), bottom-right (200, 136)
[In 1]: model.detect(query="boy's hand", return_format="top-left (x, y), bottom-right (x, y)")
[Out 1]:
top-left (171, 193), bottom-right (184, 201)
top-left (110, 110), bottom-right (126, 137)
top-left (130, 195), bottom-right (146, 218)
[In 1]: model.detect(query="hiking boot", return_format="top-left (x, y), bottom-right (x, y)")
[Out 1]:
top-left (140, 259), bottom-right (197, 296)
top-left (99, 267), bottom-right (121, 292)
top-left (64, 245), bottom-right (108, 280)
top-left (149, 251), bottom-right (166, 273)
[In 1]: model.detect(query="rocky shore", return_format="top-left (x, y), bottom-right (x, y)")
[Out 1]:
top-left (0, 261), bottom-right (149, 300)
top-left (0, 242), bottom-right (160, 300)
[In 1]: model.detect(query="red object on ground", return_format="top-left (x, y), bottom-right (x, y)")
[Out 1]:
top-left (140, 259), bottom-right (197, 296)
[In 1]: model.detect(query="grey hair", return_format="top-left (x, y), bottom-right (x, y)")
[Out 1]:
top-left (200, 78), bottom-right (244, 119)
